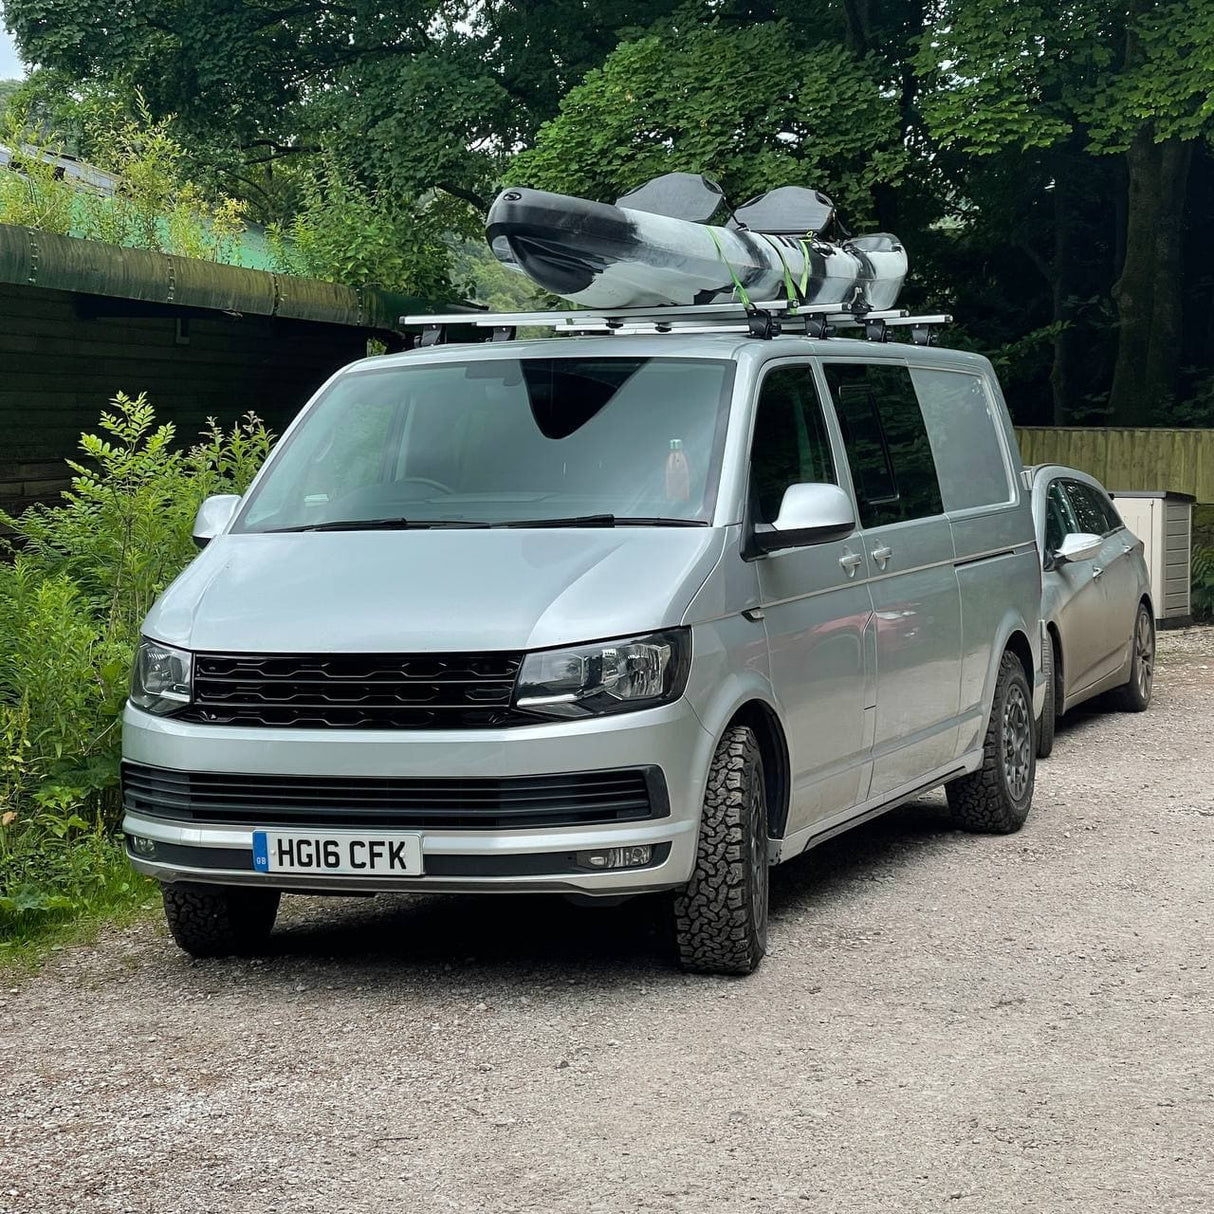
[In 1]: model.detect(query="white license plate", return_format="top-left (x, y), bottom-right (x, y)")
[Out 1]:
top-left (252, 830), bottom-right (423, 876)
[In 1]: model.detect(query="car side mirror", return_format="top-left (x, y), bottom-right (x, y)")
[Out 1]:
top-left (192, 494), bottom-right (241, 549)
top-left (1054, 532), bottom-right (1102, 564)
top-left (751, 483), bottom-right (856, 555)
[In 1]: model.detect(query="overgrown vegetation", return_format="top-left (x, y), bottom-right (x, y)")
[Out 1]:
top-left (0, 94), bottom-right (250, 263)
top-left (0, 396), bottom-right (272, 950)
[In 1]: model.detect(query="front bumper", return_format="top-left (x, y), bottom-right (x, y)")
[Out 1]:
top-left (122, 698), bottom-right (716, 896)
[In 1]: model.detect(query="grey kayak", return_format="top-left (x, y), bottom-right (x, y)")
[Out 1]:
top-left (486, 186), bottom-right (907, 311)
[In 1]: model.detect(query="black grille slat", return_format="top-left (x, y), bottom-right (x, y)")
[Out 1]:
top-left (122, 764), bottom-right (665, 831)
top-left (180, 650), bottom-right (528, 729)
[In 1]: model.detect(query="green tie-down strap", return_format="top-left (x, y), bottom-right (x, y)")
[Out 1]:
top-left (707, 228), bottom-right (753, 311)
top-left (757, 233), bottom-right (800, 309)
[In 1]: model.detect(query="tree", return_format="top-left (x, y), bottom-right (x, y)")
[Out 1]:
top-left (916, 0), bottom-right (1214, 424)
top-left (2, 0), bottom-right (681, 217)
top-left (509, 20), bottom-right (908, 229)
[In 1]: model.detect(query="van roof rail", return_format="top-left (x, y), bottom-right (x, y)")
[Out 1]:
top-left (399, 300), bottom-right (953, 348)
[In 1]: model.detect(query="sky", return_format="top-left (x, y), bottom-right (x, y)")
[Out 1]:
top-left (1, 21), bottom-right (25, 79)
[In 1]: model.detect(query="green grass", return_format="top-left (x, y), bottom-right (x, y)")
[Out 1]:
top-left (0, 832), bottom-right (158, 970)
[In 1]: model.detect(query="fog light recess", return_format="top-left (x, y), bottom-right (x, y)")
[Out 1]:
top-left (129, 835), bottom-right (157, 857)
top-left (575, 845), bottom-right (653, 871)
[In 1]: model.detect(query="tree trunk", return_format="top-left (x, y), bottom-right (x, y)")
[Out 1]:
top-left (1048, 156), bottom-right (1081, 424)
top-left (1107, 132), bottom-right (1193, 425)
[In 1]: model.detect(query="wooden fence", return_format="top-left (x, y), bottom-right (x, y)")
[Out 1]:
top-left (1015, 428), bottom-right (1214, 504)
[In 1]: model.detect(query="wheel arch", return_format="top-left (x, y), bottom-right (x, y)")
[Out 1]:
top-left (724, 699), bottom-right (791, 841)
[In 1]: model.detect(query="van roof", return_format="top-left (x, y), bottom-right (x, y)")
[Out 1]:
top-left (353, 333), bottom-right (994, 376)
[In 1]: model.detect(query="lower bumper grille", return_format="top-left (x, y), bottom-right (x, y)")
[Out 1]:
top-left (121, 763), bottom-right (667, 831)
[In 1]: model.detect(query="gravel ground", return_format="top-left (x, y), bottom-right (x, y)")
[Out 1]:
top-left (2, 628), bottom-right (1212, 1214)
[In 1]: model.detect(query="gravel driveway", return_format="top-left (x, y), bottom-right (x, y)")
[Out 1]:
top-left (3, 629), bottom-right (1212, 1214)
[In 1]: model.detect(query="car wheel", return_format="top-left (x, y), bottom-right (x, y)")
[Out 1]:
top-left (673, 725), bottom-right (768, 976)
top-left (946, 650), bottom-right (1035, 834)
top-left (162, 883), bottom-right (281, 958)
top-left (1037, 634), bottom-right (1057, 759)
top-left (1114, 603), bottom-right (1154, 712)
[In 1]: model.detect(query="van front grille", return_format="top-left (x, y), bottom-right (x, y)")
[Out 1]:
top-left (177, 651), bottom-right (527, 729)
top-left (121, 764), bottom-right (667, 831)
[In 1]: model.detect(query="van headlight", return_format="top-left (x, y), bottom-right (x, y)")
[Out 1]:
top-left (130, 638), bottom-right (193, 715)
top-left (515, 629), bottom-right (690, 719)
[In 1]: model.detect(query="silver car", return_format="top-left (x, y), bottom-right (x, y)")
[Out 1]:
top-left (1029, 465), bottom-right (1155, 758)
top-left (123, 330), bottom-right (1045, 974)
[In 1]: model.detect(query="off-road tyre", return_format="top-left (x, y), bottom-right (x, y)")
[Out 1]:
top-left (1113, 603), bottom-right (1154, 713)
top-left (946, 651), bottom-right (1035, 834)
top-left (1036, 633), bottom-right (1057, 759)
top-left (162, 883), bottom-right (281, 958)
top-left (673, 725), bottom-right (769, 976)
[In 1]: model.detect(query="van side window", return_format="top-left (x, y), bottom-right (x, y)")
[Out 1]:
top-left (824, 362), bottom-right (944, 528)
top-left (909, 368), bottom-right (1012, 511)
top-left (749, 365), bottom-right (836, 525)
top-left (1063, 481), bottom-right (1112, 536)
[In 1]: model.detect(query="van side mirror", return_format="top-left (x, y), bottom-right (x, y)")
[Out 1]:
top-left (751, 483), bottom-right (856, 555)
top-left (1053, 532), bottom-right (1102, 564)
top-left (192, 494), bottom-right (241, 549)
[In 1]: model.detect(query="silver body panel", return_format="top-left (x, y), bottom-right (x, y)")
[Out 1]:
top-left (1029, 464), bottom-right (1152, 714)
top-left (125, 335), bottom-right (1042, 897)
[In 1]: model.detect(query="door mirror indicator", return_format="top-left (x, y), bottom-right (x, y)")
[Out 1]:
top-left (752, 483), bottom-right (856, 555)
top-left (192, 495), bottom-right (241, 549)
top-left (1053, 532), bottom-right (1103, 565)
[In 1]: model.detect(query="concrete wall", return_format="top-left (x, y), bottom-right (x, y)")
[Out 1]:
top-left (0, 282), bottom-right (370, 515)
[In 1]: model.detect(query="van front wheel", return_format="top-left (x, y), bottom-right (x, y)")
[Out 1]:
top-left (673, 725), bottom-right (769, 976)
top-left (946, 650), bottom-right (1035, 834)
top-left (162, 883), bottom-right (281, 958)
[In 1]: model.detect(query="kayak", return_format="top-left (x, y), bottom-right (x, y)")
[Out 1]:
top-left (486, 183), bottom-right (907, 312)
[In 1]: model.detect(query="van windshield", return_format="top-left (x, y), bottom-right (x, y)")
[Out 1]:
top-left (235, 356), bottom-right (735, 532)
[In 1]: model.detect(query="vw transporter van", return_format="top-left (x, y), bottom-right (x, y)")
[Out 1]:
top-left (123, 310), bottom-right (1044, 974)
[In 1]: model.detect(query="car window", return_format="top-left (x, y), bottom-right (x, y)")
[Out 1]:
top-left (749, 365), bottom-right (837, 524)
top-left (823, 362), bottom-right (944, 528)
top-left (1063, 481), bottom-right (1112, 536)
top-left (910, 367), bottom-right (1012, 511)
top-left (1094, 488), bottom-right (1123, 533)
top-left (1045, 481), bottom-right (1074, 552)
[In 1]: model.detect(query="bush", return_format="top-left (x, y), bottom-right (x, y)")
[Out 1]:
top-left (0, 394), bottom-right (272, 944)
top-left (1193, 547), bottom-right (1214, 622)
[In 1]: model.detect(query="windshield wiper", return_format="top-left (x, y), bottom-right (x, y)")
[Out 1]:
top-left (494, 515), bottom-right (709, 528)
top-left (263, 518), bottom-right (491, 533)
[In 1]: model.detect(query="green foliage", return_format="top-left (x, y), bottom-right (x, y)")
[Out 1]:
top-left (266, 158), bottom-right (454, 297)
top-left (508, 22), bottom-right (906, 226)
top-left (1, 91), bottom-right (251, 263)
top-left (0, 396), bottom-right (272, 944)
top-left (0, 104), bottom-right (75, 232)
top-left (915, 1), bottom-right (1214, 156)
top-left (3, 0), bottom-right (681, 215)
top-left (0, 78), bottom-right (23, 122)
top-left (1192, 547), bottom-right (1214, 621)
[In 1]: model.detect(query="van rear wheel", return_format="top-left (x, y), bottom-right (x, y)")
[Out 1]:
top-left (673, 725), bottom-right (768, 976)
top-left (946, 650), bottom-right (1035, 834)
top-left (162, 883), bottom-right (280, 958)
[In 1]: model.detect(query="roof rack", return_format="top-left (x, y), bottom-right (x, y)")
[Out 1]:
top-left (399, 300), bottom-right (952, 347)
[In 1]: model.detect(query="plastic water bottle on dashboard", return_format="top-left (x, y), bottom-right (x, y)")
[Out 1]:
top-left (665, 438), bottom-right (690, 502)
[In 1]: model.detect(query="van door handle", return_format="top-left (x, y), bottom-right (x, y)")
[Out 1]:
top-left (1122, 544), bottom-right (1132, 555)
top-left (1092, 565), bottom-right (1103, 579)
top-left (839, 550), bottom-right (863, 577)
top-left (871, 545), bottom-right (892, 569)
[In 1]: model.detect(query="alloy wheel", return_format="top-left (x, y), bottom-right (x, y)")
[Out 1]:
top-left (1001, 683), bottom-right (1032, 801)
top-left (1135, 612), bottom-right (1154, 702)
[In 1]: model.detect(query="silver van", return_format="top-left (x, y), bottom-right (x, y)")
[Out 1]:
top-left (123, 325), bottom-right (1044, 974)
